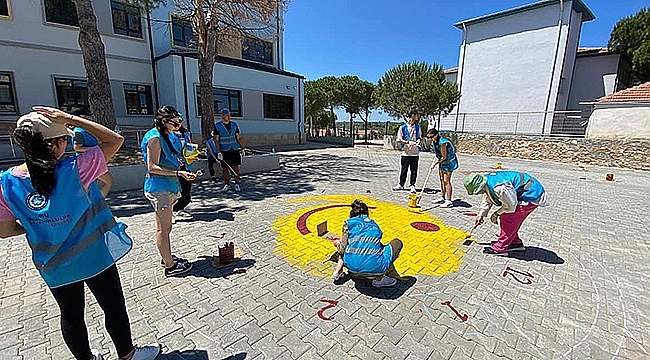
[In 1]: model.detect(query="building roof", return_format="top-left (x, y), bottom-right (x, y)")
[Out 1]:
top-left (454, 0), bottom-right (595, 29)
top-left (598, 82), bottom-right (650, 103)
top-left (577, 47), bottom-right (608, 54)
top-left (444, 67), bottom-right (458, 74)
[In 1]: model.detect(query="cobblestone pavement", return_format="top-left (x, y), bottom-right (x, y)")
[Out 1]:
top-left (1, 145), bottom-right (649, 360)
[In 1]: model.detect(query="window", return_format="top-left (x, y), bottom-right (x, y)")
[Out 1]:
top-left (111, 1), bottom-right (142, 38)
top-left (45, 0), bottom-right (78, 27)
top-left (242, 37), bottom-right (273, 65)
top-left (0, 72), bottom-right (17, 114)
top-left (263, 94), bottom-right (293, 119)
top-left (124, 84), bottom-right (152, 115)
top-left (171, 15), bottom-right (195, 49)
top-left (1, 0), bottom-right (10, 17)
top-left (196, 87), bottom-right (242, 117)
top-left (54, 78), bottom-right (89, 113)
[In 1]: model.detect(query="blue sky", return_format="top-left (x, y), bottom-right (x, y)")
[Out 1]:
top-left (282, 0), bottom-right (647, 122)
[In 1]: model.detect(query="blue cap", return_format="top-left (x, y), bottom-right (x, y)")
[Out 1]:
top-left (220, 108), bottom-right (230, 115)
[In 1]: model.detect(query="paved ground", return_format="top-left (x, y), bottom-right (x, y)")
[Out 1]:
top-left (1, 145), bottom-right (649, 360)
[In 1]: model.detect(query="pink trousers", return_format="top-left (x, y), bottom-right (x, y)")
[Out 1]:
top-left (491, 203), bottom-right (537, 253)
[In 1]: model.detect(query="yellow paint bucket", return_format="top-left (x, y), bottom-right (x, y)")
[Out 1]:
top-left (408, 193), bottom-right (418, 208)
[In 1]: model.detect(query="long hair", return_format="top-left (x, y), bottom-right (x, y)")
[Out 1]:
top-left (153, 106), bottom-right (180, 154)
top-left (349, 199), bottom-right (369, 218)
top-left (13, 126), bottom-right (64, 197)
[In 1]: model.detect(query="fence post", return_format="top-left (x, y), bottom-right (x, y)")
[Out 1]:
top-left (461, 114), bottom-right (466, 133)
top-left (454, 114), bottom-right (459, 132)
top-left (514, 113), bottom-right (519, 135)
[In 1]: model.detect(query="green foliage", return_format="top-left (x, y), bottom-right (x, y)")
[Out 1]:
top-left (305, 80), bottom-right (327, 124)
top-left (375, 61), bottom-right (461, 121)
top-left (608, 7), bottom-right (650, 83)
top-left (338, 76), bottom-right (376, 122)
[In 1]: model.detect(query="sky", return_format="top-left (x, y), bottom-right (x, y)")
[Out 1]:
top-left (282, 0), bottom-right (648, 122)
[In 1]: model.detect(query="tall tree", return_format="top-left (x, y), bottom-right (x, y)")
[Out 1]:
top-left (338, 75), bottom-right (365, 139)
top-left (357, 80), bottom-right (376, 143)
top-left (315, 76), bottom-right (341, 136)
top-left (304, 80), bottom-right (327, 136)
top-left (608, 7), bottom-right (650, 83)
top-left (175, 0), bottom-right (287, 139)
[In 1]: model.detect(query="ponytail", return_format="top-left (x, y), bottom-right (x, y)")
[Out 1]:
top-left (13, 126), bottom-right (59, 197)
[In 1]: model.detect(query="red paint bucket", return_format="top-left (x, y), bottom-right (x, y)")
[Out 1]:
top-left (606, 174), bottom-right (614, 181)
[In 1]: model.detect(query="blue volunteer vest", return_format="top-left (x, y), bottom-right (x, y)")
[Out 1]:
top-left (485, 171), bottom-right (545, 206)
top-left (432, 137), bottom-right (459, 172)
top-left (73, 128), bottom-right (99, 148)
top-left (214, 121), bottom-right (240, 151)
top-left (399, 123), bottom-right (420, 150)
top-left (0, 158), bottom-right (132, 288)
top-left (206, 138), bottom-right (218, 159)
top-left (141, 128), bottom-right (181, 194)
top-left (343, 215), bottom-right (392, 275)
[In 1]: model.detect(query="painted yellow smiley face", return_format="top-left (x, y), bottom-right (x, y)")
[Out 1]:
top-left (272, 195), bottom-right (468, 278)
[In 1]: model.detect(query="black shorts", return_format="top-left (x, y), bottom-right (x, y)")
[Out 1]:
top-left (220, 149), bottom-right (241, 168)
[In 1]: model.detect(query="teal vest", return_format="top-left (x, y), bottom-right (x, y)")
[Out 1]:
top-left (399, 123), bottom-right (420, 150)
top-left (433, 137), bottom-right (458, 171)
top-left (214, 121), bottom-right (240, 151)
top-left (485, 171), bottom-right (545, 206)
top-left (1, 158), bottom-right (132, 288)
top-left (206, 138), bottom-right (218, 159)
top-left (343, 215), bottom-right (391, 275)
top-left (141, 128), bottom-right (181, 194)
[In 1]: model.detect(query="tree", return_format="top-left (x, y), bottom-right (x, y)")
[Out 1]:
top-left (338, 75), bottom-right (365, 139)
top-left (304, 80), bottom-right (327, 136)
top-left (357, 80), bottom-right (376, 143)
top-left (375, 62), bottom-right (460, 128)
top-left (608, 7), bottom-right (650, 83)
top-left (315, 76), bottom-right (341, 135)
top-left (175, 0), bottom-right (287, 139)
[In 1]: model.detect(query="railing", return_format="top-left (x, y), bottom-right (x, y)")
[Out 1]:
top-left (437, 110), bottom-right (589, 137)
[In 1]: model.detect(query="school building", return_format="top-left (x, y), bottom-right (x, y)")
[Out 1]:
top-left (0, 0), bottom-right (305, 147)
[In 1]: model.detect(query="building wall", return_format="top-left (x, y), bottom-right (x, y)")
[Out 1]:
top-left (566, 54), bottom-right (620, 110)
top-left (586, 104), bottom-right (650, 139)
top-left (555, 7), bottom-right (582, 112)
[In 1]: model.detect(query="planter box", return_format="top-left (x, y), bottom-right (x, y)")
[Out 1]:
top-left (108, 153), bottom-right (280, 192)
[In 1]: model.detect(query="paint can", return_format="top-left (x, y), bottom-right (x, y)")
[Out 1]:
top-left (495, 162), bottom-right (502, 169)
top-left (408, 193), bottom-right (418, 208)
top-left (218, 242), bottom-right (235, 264)
top-left (606, 173), bottom-right (614, 181)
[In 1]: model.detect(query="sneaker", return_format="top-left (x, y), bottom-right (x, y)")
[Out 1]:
top-left (91, 349), bottom-right (104, 360)
top-left (433, 198), bottom-right (446, 204)
top-left (372, 276), bottom-right (397, 288)
top-left (483, 247), bottom-right (509, 256)
top-left (332, 270), bottom-right (345, 281)
top-left (221, 184), bottom-right (230, 192)
top-left (174, 210), bottom-right (192, 218)
top-left (409, 185), bottom-right (417, 193)
top-left (489, 241), bottom-right (526, 252)
top-left (165, 260), bottom-right (193, 277)
top-left (127, 343), bottom-right (162, 360)
top-left (234, 184), bottom-right (241, 192)
top-left (160, 255), bottom-right (189, 266)
top-left (392, 184), bottom-right (404, 191)
top-left (441, 200), bottom-right (453, 208)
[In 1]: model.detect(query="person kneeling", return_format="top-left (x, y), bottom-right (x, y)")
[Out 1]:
top-left (325, 200), bottom-right (402, 288)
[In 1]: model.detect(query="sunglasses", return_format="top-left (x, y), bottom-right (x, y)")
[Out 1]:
top-left (166, 119), bottom-right (181, 127)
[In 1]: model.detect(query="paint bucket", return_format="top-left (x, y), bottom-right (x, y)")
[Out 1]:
top-left (218, 242), bottom-right (235, 264)
top-left (606, 173), bottom-right (614, 181)
top-left (495, 162), bottom-right (502, 169)
top-left (408, 193), bottom-right (418, 208)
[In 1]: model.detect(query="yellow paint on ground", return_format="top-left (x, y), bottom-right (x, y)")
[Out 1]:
top-left (272, 195), bottom-right (469, 278)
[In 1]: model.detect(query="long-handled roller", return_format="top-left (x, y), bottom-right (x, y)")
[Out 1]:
top-left (417, 160), bottom-right (437, 205)
top-left (407, 160), bottom-right (437, 213)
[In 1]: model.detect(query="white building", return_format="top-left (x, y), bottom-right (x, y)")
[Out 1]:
top-left (0, 0), bottom-right (305, 146)
top-left (586, 81), bottom-right (650, 139)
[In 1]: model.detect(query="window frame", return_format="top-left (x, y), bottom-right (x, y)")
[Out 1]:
top-left (0, 71), bottom-right (18, 115)
top-left (0, 0), bottom-right (12, 20)
top-left (263, 93), bottom-right (294, 120)
top-left (111, 1), bottom-right (143, 39)
top-left (53, 77), bottom-right (90, 114)
top-left (241, 36), bottom-right (274, 66)
top-left (123, 83), bottom-right (153, 115)
top-left (170, 13), bottom-right (196, 50)
top-left (43, 0), bottom-right (79, 27)
top-left (195, 86), bottom-right (242, 118)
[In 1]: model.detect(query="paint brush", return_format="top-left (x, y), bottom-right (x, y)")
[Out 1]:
top-left (462, 223), bottom-right (479, 246)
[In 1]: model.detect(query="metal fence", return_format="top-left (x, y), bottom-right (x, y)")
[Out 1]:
top-left (437, 110), bottom-right (589, 137)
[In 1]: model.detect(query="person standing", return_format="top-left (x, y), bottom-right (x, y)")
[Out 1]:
top-left (213, 108), bottom-right (244, 192)
top-left (393, 109), bottom-right (422, 193)
top-left (0, 107), bottom-right (160, 360)
top-left (141, 106), bottom-right (195, 276)
top-left (427, 129), bottom-right (459, 208)
top-left (69, 108), bottom-right (114, 197)
top-left (171, 125), bottom-right (193, 219)
top-left (463, 171), bottom-right (550, 255)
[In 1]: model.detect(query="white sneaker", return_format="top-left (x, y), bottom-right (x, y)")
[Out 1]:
top-left (409, 185), bottom-right (417, 193)
top-left (392, 184), bottom-right (404, 191)
top-left (173, 210), bottom-right (192, 218)
top-left (332, 270), bottom-right (345, 281)
top-left (221, 184), bottom-right (230, 192)
top-left (234, 184), bottom-right (241, 192)
top-left (433, 198), bottom-right (446, 204)
top-left (127, 343), bottom-right (161, 360)
top-left (441, 200), bottom-right (453, 208)
top-left (372, 276), bottom-right (397, 288)
top-left (91, 349), bottom-right (104, 360)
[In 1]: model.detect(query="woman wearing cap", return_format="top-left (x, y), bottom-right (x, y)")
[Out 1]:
top-left (0, 107), bottom-right (160, 360)
top-left (427, 129), bottom-right (458, 208)
top-left (141, 106), bottom-right (196, 277)
top-left (463, 171), bottom-right (550, 255)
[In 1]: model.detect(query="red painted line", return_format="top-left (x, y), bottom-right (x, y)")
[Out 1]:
top-left (441, 301), bottom-right (468, 322)
top-left (317, 299), bottom-right (339, 321)
top-left (366, 190), bottom-right (372, 194)
top-left (502, 266), bottom-right (534, 285)
top-left (208, 233), bottom-right (226, 239)
top-left (296, 204), bottom-right (351, 235)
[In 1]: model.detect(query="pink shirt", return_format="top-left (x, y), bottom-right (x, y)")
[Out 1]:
top-left (0, 147), bottom-right (108, 222)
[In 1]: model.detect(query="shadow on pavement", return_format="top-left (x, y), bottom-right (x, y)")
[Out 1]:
top-left (159, 349), bottom-right (210, 359)
top-left (176, 256), bottom-right (256, 279)
top-left (352, 275), bottom-right (417, 300)
top-left (507, 246), bottom-right (565, 264)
